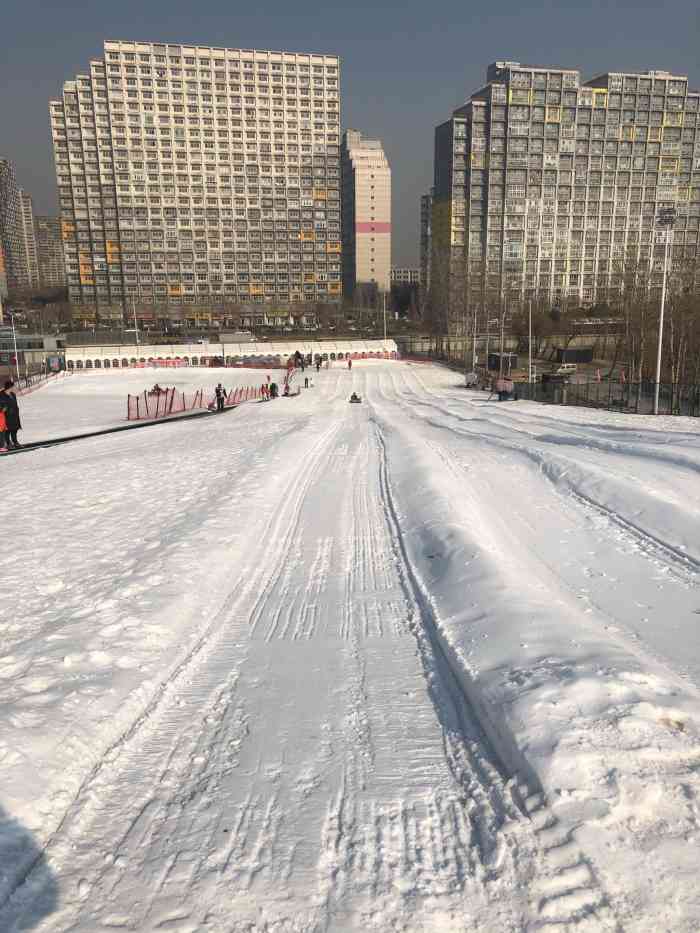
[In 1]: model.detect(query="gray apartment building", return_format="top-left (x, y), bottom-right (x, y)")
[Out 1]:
top-left (50, 39), bottom-right (342, 324)
top-left (420, 189), bottom-right (433, 294)
top-left (391, 267), bottom-right (420, 284)
top-left (0, 158), bottom-right (29, 291)
top-left (19, 189), bottom-right (40, 288)
top-left (35, 216), bottom-right (67, 287)
top-left (432, 61), bottom-right (700, 333)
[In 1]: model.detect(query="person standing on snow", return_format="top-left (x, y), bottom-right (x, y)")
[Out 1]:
top-left (0, 404), bottom-right (8, 452)
top-left (348, 358), bottom-right (352, 370)
top-left (0, 381), bottom-right (22, 449)
top-left (215, 383), bottom-right (226, 412)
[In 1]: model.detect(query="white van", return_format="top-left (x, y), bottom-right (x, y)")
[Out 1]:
top-left (555, 362), bottom-right (577, 375)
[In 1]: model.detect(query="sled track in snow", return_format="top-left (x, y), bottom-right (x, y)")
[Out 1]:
top-left (0, 419), bottom-right (343, 923)
top-left (370, 415), bottom-right (621, 931)
top-left (387, 379), bottom-right (700, 587)
top-left (564, 487), bottom-right (700, 580)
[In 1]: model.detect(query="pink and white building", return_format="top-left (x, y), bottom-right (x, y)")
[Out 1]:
top-left (341, 129), bottom-right (391, 302)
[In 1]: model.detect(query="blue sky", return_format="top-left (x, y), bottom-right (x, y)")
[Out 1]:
top-left (2, 0), bottom-right (698, 265)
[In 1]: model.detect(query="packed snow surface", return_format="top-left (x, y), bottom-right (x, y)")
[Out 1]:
top-left (1, 361), bottom-right (699, 932)
top-left (19, 367), bottom-right (277, 442)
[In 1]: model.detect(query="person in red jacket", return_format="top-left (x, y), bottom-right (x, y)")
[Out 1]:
top-left (0, 406), bottom-right (8, 451)
top-left (0, 380), bottom-right (21, 449)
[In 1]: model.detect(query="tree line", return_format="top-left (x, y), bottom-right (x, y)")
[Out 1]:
top-left (424, 246), bottom-right (700, 385)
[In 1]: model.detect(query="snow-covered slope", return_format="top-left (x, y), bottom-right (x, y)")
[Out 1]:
top-left (1, 361), bottom-right (698, 932)
top-left (17, 367), bottom-right (281, 442)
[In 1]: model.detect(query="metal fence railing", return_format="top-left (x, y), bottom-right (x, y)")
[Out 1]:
top-left (515, 380), bottom-right (700, 417)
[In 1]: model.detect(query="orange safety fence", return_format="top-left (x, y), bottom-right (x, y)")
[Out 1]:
top-left (127, 384), bottom-right (263, 421)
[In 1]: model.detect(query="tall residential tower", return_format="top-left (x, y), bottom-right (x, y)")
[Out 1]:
top-left (0, 158), bottom-right (29, 291)
top-left (420, 189), bottom-right (433, 292)
top-left (35, 216), bottom-right (67, 287)
top-left (341, 129), bottom-right (391, 302)
top-left (19, 190), bottom-right (40, 288)
top-left (432, 61), bottom-right (700, 332)
top-left (51, 40), bottom-right (342, 322)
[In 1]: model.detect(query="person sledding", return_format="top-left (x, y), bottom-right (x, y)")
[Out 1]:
top-left (349, 391), bottom-right (362, 404)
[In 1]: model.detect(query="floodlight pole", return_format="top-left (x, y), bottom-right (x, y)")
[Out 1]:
top-left (653, 208), bottom-right (676, 415)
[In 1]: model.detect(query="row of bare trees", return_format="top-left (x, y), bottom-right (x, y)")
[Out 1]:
top-left (425, 246), bottom-right (700, 385)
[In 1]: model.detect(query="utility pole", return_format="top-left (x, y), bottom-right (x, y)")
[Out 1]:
top-left (653, 207), bottom-right (676, 415)
top-left (382, 290), bottom-right (387, 342)
top-left (132, 297), bottom-right (140, 347)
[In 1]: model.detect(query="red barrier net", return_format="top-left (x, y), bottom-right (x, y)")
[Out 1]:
top-left (127, 385), bottom-right (262, 421)
top-left (16, 371), bottom-right (72, 396)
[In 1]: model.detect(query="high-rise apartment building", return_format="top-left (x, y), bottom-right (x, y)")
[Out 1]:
top-left (35, 216), bottom-right (67, 287)
top-left (0, 158), bottom-right (29, 291)
top-left (341, 129), bottom-right (391, 301)
top-left (0, 245), bottom-right (8, 300)
top-left (19, 190), bottom-right (40, 287)
top-left (432, 61), bottom-right (700, 332)
top-left (420, 189), bottom-right (433, 292)
top-left (391, 267), bottom-right (420, 284)
top-left (50, 40), bottom-right (342, 321)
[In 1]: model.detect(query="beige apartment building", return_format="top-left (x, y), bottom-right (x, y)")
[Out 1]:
top-left (341, 129), bottom-right (391, 302)
top-left (50, 39), bottom-right (342, 324)
top-left (432, 61), bottom-right (700, 333)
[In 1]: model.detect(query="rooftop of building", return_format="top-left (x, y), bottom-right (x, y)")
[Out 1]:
top-left (490, 60), bottom-right (579, 73)
top-left (103, 39), bottom-right (339, 63)
top-left (343, 129), bottom-right (386, 149)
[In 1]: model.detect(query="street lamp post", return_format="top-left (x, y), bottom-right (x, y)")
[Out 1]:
top-left (10, 312), bottom-right (20, 383)
top-left (498, 303), bottom-right (506, 378)
top-left (653, 207), bottom-right (676, 415)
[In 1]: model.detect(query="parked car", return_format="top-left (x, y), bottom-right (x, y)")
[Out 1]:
top-left (554, 363), bottom-right (577, 375)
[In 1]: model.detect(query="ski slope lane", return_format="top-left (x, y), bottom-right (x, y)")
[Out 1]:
top-left (3, 382), bottom-right (598, 933)
top-left (366, 363), bottom-right (700, 931)
top-left (2, 360), bottom-right (698, 931)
